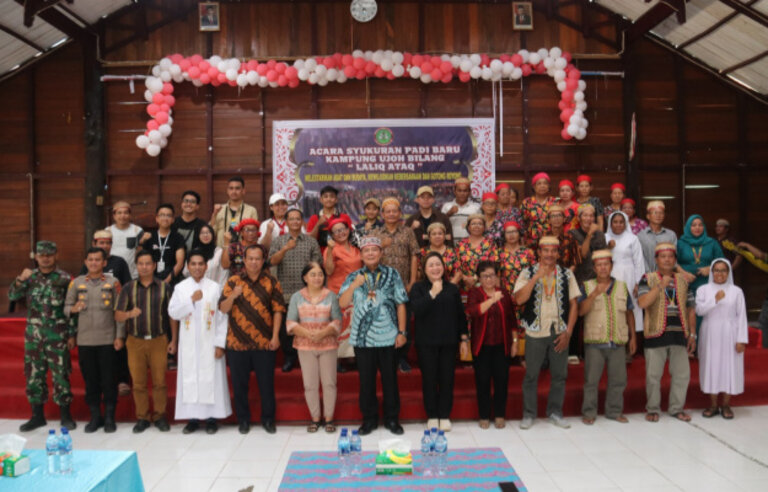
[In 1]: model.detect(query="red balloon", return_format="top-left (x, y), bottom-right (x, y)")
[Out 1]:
top-left (169, 53), bottom-right (183, 63)
top-left (246, 60), bottom-right (259, 71)
top-left (179, 59), bottom-right (191, 71)
top-left (275, 63), bottom-right (286, 74)
top-left (266, 59), bottom-right (276, 68)
top-left (289, 79), bottom-right (300, 88)
top-left (353, 57), bottom-right (366, 70)
top-left (341, 54), bottom-right (353, 66)
top-left (421, 62), bottom-right (433, 74)
top-left (386, 72), bottom-right (396, 80)
top-left (558, 100), bottom-right (567, 111)
top-left (155, 111), bottom-right (169, 124)
top-left (563, 52), bottom-right (572, 63)
top-left (430, 56), bottom-right (442, 67)
top-left (343, 65), bottom-right (356, 78)
top-left (510, 54), bottom-right (523, 67)
top-left (164, 95), bottom-right (175, 106)
top-left (159, 103), bottom-right (170, 113)
top-left (521, 64), bottom-right (532, 76)
top-left (430, 68), bottom-right (442, 80)
top-left (322, 56), bottom-right (335, 68)
top-left (561, 90), bottom-right (574, 101)
top-left (403, 52), bottom-right (412, 66)
top-left (440, 61), bottom-right (453, 74)
top-left (146, 103), bottom-right (159, 116)
top-left (217, 73), bottom-right (227, 83)
top-left (374, 67), bottom-right (385, 78)
top-left (365, 61), bottom-right (377, 74)
top-left (278, 75), bottom-right (288, 86)
top-left (207, 67), bottom-right (219, 78)
top-left (412, 55), bottom-right (424, 66)
top-left (560, 108), bottom-right (574, 123)
top-left (481, 54), bottom-right (490, 66)
top-left (187, 66), bottom-right (201, 79)
top-left (499, 54), bottom-right (510, 62)
top-left (161, 82), bottom-right (174, 94)
top-left (441, 73), bottom-right (453, 83)
top-left (535, 62), bottom-right (546, 74)
top-left (561, 128), bottom-right (573, 140)
top-left (146, 120), bottom-right (159, 131)
top-left (568, 68), bottom-right (581, 79)
top-left (189, 54), bottom-right (203, 65)
top-left (256, 64), bottom-right (268, 76)
top-left (152, 93), bottom-right (164, 104)
top-left (266, 70), bottom-right (278, 82)
top-left (459, 71), bottom-right (471, 83)
top-left (199, 73), bottom-right (210, 84)
top-left (228, 79), bottom-right (237, 87)
top-left (285, 66), bottom-right (298, 79)
top-left (211, 78), bottom-right (221, 87)
top-left (566, 78), bottom-right (579, 90)
top-left (355, 70), bottom-right (366, 80)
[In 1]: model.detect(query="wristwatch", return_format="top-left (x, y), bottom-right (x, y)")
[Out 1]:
top-left (398, 330), bottom-right (407, 338)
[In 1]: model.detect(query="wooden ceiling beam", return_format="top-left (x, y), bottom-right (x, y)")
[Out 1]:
top-left (627, 0), bottom-right (688, 44)
top-left (0, 23), bottom-right (44, 51)
top-left (718, 0), bottom-right (768, 30)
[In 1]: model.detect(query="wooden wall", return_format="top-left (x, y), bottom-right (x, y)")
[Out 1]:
top-left (1, 1), bottom-right (767, 311)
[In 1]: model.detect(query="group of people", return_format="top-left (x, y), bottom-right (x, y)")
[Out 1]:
top-left (9, 173), bottom-right (754, 439)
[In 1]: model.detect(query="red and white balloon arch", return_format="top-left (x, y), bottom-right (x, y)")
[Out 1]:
top-left (136, 48), bottom-right (589, 156)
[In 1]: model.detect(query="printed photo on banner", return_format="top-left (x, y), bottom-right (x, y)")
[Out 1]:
top-left (199, 2), bottom-right (220, 31)
top-left (272, 118), bottom-right (495, 224)
top-left (513, 2), bottom-right (533, 30)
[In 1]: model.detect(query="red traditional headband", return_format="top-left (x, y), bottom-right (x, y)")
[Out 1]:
top-left (531, 172), bottom-right (550, 184)
top-left (482, 192), bottom-right (498, 202)
top-left (327, 214), bottom-right (352, 231)
top-left (620, 198), bottom-right (635, 206)
top-left (234, 218), bottom-right (261, 233)
top-left (558, 179), bottom-right (574, 190)
top-left (611, 183), bottom-right (626, 192)
top-left (576, 174), bottom-right (591, 184)
top-left (503, 221), bottom-right (522, 231)
top-left (494, 183), bottom-right (510, 193)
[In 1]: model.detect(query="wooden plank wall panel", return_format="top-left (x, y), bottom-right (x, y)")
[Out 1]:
top-left (0, 71), bottom-right (33, 174)
top-left (106, 177), bottom-right (158, 231)
top-left (213, 87), bottom-right (263, 170)
top-left (639, 171), bottom-right (683, 233)
top-left (0, 179), bottom-right (32, 310)
top-left (160, 176), bottom-right (210, 218)
top-left (745, 103), bottom-right (768, 164)
top-left (499, 83), bottom-right (525, 169)
top-left (35, 179), bottom-right (85, 277)
top-left (369, 79), bottom-right (422, 118)
top-left (353, 3), bottom-right (419, 52)
top-left (163, 82), bottom-right (208, 170)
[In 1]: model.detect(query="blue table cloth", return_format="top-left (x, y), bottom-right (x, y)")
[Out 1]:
top-left (0, 449), bottom-right (144, 492)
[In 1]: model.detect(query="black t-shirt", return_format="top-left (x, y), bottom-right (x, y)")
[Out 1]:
top-left (172, 216), bottom-right (207, 252)
top-left (142, 231), bottom-right (186, 280)
top-left (78, 255), bottom-right (132, 287)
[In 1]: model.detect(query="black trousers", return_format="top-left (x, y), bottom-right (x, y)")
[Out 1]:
top-left (355, 346), bottom-right (400, 424)
top-left (472, 344), bottom-right (509, 420)
top-left (279, 316), bottom-right (297, 362)
top-left (78, 345), bottom-right (117, 407)
top-left (417, 344), bottom-right (457, 419)
top-left (115, 345), bottom-right (130, 384)
top-left (395, 304), bottom-right (413, 363)
top-left (227, 349), bottom-right (276, 423)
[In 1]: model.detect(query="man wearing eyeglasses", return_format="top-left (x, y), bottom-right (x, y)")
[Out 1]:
top-left (141, 203), bottom-right (186, 285)
top-left (173, 190), bottom-right (208, 252)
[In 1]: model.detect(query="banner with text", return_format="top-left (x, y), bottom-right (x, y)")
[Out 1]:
top-left (273, 118), bottom-right (495, 222)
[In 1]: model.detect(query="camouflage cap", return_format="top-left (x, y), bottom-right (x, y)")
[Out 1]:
top-left (36, 240), bottom-right (57, 254)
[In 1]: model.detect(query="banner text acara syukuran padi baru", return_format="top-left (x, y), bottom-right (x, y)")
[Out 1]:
top-left (273, 118), bottom-right (495, 222)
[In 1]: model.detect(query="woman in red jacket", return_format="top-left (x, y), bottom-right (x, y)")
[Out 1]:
top-left (466, 260), bottom-right (519, 429)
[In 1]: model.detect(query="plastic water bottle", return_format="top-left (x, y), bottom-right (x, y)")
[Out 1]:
top-left (349, 429), bottom-right (362, 475)
top-left (337, 428), bottom-right (350, 477)
top-left (420, 429), bottom-right (433, 476)
top-left (59, 427), bottom-right (73, 474)
top-left (434, 430), bottom-right (448, 476)
top-left (46, 429), bottom-right (59, 474)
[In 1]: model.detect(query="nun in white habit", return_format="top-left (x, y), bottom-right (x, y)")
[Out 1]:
top-left (695, 258), bottom-right (748, 420)
top-left (169, 251), bottom-right (232, 433)
top-left (605, 211), bottom-right (645, 334)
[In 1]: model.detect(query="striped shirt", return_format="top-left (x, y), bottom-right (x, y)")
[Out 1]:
top-left (286, 288), bottom-right (342, 351)
top-left (339, 264), bottom-right (408, 348)
top-left (220, 271), bottom-right (286, 351)
top-left (115, 278), bottom-right (170, 339)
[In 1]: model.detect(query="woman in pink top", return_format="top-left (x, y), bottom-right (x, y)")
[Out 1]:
top-left (324, 215), bottom-right (362, 370)
top-left (285, 262), bottom-right (342, 433)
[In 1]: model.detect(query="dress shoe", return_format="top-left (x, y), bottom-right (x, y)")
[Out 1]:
top-left (262, 420), bottom-right (277, 434)
top-left (238, 421), bottom-right (250, 434)
top-left (358, 421), bottom-right (378, 436)
top-left (19, 404), bottom-right (46, 432)
top-left (59, 405), bottom-right (77, 431)
top-left (337, 361), bottom-right (348, 373)
top-left (397, 359), bottom-right (411, 373)
top-left (154, 417), bottom-right (170, 432)
top-left (282, 357), bottom-right (296, 372)
top-left (385, 420), bottom-right (404, 435)
top-left (85, 405), bottom-right (103, 433)
top-left (133, 419), bottom-right (151, 433)
top-left (103, 405), bottom-right (116, 433)
top-left (205, 418), bottom-right (218, 434)
top-left (182, 420), bottom-right (199, 434)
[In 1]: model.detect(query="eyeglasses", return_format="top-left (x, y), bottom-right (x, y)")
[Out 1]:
top-left (157, 213), bottom-right (173, 218)
top-left (480, 273), bottom-right (496, 279)
top-left (332, 228), bottom-right (348, 235)
top-left (182, 199), bottom-right (198, 204)
top-left (242, 228), bottom-right (258, 233)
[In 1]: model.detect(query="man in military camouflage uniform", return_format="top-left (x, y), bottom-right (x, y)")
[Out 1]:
top-left (8, 241), bottom-right (77, 431)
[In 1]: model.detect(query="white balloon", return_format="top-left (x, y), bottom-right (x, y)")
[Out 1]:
top-left (315, 64), bottom-right (327, 76)
top-left (167, 115), bottom-right (174, 125)
top-left (490, 59), bottom-right (503, 73)
top-left (150, 77), bottom-right (164, 93)
top-left (236, 73), bottom-right (248, 87)
top-left (364, 50), bottom-right (373, 60)
top-left (148, 130), bottom-right (162, 143)
top-left (392, 52), bottom-right (404, 64)
top-left (135, 134), bottom-right (150, 149)
top-left (228, 58), bottom-right (241, 71)
top-left (576, 101), bottom-right (587, 111)
top-left (380, 59), bottom-right (393, 72)
top-left (385, 50), bottom-right (393, 58)
top-left (246, 70), bottom-right (259, 85)
top-left (152, 66), bottom-right (161, 77)
top-left (308, 73), bottom-right (319, 84)
top-left (298, 68), bottom-right (310, 81)
top-left (409, 66), bottom-right (422, 78)
top-left (469, 53), bottom-right (482, 65)
top-left (576, 128), bottom-right (587, 140)
top-left (420, 74), bottom-right (432, 84)
top-left (518, 49), bottom-right (530, 63)
top-left (450, 55), bottom-right (461, 68)
top-left (554, 70), bottom-right (566, 82)
top-left (304, 59), bottom-right (317, 71)
top-left (537, 48), bottom-right (549, 60)
top-left (569, 114), bottom-right (581, 125)
top-left (481, 67), bottom-right (493, 80)
top-left (146, 144), bottom-right (160, 157)
top-left (557, 81), bottom-right (567, 92)
top-left (491, 72), bottom-right (502, 81)
top-left (159, 124), bottom-right (172, 137)
top-left (293, 59), bottom-right (305, 69)
top-left (326, 68), bottom-right (338, 81)
top-left (209, 55), bottom-right (222, 66)
top-left (172, 73), bottom-right (184, 83)
top-left (549, 47), bottom-right (562, 59)
top-left (459, 59), bottom-right (473, 72)
top-left (258, 76), bottom-right (269, 87)
top-left (226, 68), bottom-right (238, 81)
top-left (391, 65), bottom-right (405, 77)
top-left (574, 91), bottom-right (585, 102)
top-left (511, 67), bottom-right (522, 80)
top-left (337, 73), bottom-right (347, 83)
top-left (269, 81), bottom-right (278, 88)
top-left (192, 79), bottom-right (203, 87)
top-left (502, 61), bottom-right (514, 76)
top-left (352, 49), bottom-right (364, 58)
top-left (554, 57), bottom-right (567, 70)
top-left (160, 71), bottom-right (172, 82)
top-left (573, 109), bottom-right (584, 118)
top-left (578, 80), bottom-right (587, 91)
top-left (372, 51), bottom-right (383, 64)
top-left (159, 58), bottom-right (172, 69)
top-left (567, 124), bottom-right (579, 136)
top-left (317, 77), bottom-right (328, 86)
top-left (169, 64), bottom-right (181, 76)
top-left (144, 90), bottom-right (153, 103)
top-left (159, 137), bottom-right (168, 147)
top-left (217, 61), bottom-right (228, 72)
top-left (469, 66), bottom-right (482, 79)
top-left (528, 53), bottom-right (541, 65)
top-left (543, 57), bottom-right (554, 69)
top-left (579, 119), bottom-right (589, 129)
top-left (441, 54), bottom-right (451, 61)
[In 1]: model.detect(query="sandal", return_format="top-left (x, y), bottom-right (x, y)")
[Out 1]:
top-left (721, 406), bottom-right (734, 420)
top-left (673, 412), bottom-right (691, 422)
top-left (581, 417), bottom-right (595, 425)
top-left (702, 407), bottom-right (720, 418)
top-left (478, 419), bottom-right (490, 429)
top-left (494, 417), bottom-right (506, 429)
top-left (307, 421), bottom-right (322, 433)
top-left (645, 412), bottom-right (660, 423)
top-left (324, 421), bottom-right (337, 433)
top-left (611, 415), bottom-right (629, 423)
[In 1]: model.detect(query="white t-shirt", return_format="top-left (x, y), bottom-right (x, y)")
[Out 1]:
top-left (107, 223), bottom-right (143, 279)
top-left (441, 199), bottom-right (481, 240)
top-left (258, 218), bottom-right (304, 245)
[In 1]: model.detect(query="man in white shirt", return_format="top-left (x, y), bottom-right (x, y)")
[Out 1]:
top-left (440, 177), bottom-right (480, 241)
top-left (168, 250), bottom-right (232, 434)
top-left (107, 201), bottom-right (144, 279)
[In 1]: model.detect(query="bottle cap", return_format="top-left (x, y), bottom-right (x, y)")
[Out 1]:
top-left (49, 429), bottom-right (55, 434)
top-left (351, 429), bottom-right (358, 435)
top-left (424, 430), bottom-right (430, 435)
top-left (438, 430), bottom-right (445, 435)
top-left (61, 427), bottom-right (69, 434)
top-left (431, 427), bottom-right (437, 432)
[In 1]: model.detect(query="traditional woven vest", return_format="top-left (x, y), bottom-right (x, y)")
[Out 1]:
top-left (582, 278), bottom-right (630, 345)
top-left (519, 264), bottom-right (571, 333)
top-left (644, 272), bottom-right (690, 338)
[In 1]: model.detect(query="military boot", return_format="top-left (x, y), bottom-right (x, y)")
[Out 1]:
top-left (103, 404), bottom-right (116, 433)
top-left (59, 404), bottom-right (77, 431)
top-left (84, 405), bottom-right (103, 433)
top-left (19, 404), bottom-right (46, 432)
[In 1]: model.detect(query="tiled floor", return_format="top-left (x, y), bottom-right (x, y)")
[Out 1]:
top-left (3, 405), bottom-right (768, 491)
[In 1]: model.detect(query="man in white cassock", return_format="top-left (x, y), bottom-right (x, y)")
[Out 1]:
top-left (168, 250), bottom-right (232, 434)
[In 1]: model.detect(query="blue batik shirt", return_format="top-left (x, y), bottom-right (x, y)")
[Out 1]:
top-left (339, 264), bottom-right (408, 348)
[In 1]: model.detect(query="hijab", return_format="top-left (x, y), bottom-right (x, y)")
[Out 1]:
top-left (680, 214), bottom-right (714, 247)
top-left (192, 224), bottom-right (217, 262)
top-left (605, 211), bottom-right (633, 245)
top-left (707, 257), bottom-right (734, 287)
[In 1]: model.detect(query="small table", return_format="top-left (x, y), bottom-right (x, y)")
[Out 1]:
top-left (279, 447), bottom-right (526, 491)
top-left (1, 449), bottom-right (144, 492)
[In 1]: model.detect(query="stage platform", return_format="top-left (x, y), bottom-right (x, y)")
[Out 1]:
top-left (1, 317), bottom-right (767, 424)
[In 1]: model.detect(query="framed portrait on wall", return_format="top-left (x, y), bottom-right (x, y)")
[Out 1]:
top-left (199, 2), bottom-right (220, 31)
top-left (512, 2), bottom-right (533, 30)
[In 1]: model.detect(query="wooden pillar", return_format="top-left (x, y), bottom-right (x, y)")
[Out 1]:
top-left (82, 35), bottom-right (105, 249)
